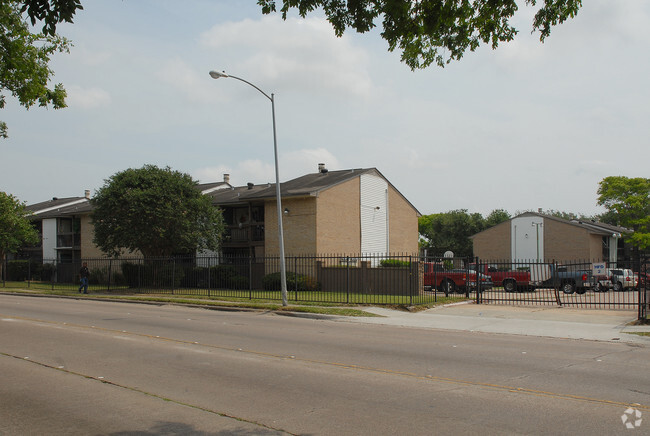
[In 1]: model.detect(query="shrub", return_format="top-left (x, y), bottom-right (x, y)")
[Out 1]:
top-left (262, 271), bottom-right (320, 292)
top-left (209, 265), bottom-right (249, 289)
top-left (40, 263), bottom-right (55, 281)
top-left (120, 261), bottom-right (184, 289)
top-left (379, 259), bottom-right (411, 268)
top-left (7, 260), bottom-right (30, 281)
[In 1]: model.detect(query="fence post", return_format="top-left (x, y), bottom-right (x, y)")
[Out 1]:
top-left (108, 258), bottom-right (113, 292)
top-left (553, 260), bottom-right (562, 306)
top-left (247, 255), bottom-right (252, 299)
top-left (346, 256), bottom-right (350, 304)
top-left (474, 256), bottom-right (483, 304)
top-left (409, 255), bottom-right (413, 306)
top-left (171, 257), bottom-right (176, 295)
top-left (294, 256), bottom-right (298, 302)
top-left (51, 260), bottom-right (55, 291)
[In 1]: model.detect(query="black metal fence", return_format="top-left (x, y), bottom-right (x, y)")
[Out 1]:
top-left (473, 258), bottom-right (646, 313)
top-left (2, 254), bottom-right (647, 319)
top-left (1, 254), bottom-right (430, 305)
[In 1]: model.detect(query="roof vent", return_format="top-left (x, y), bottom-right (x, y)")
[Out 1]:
top-left (224, 174), bottom-right (230, 184)
top-left (247, 183), bottom-right (254, 190)
top-left (52, 197), bottom-right (58, 201)
top-left (84, 190), bottom-right (91, 199)
top-left (318, 163), bottom-right (328, 174)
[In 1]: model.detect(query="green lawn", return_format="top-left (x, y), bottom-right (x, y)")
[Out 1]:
top-left (1, 280), bottom-right (468, 314)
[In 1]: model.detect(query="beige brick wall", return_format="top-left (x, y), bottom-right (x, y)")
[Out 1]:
top-left (388, 187), bottom-right (419, 254)
top-left (262, 176), bottom-right (419, 257)
top-left (264, 197), bottom-right (317, 255)
top-left (543, 219), bottom-right (593, 262)
top-left (588, 234), bottom-right (604, 261)
top-left (79, 214), bottom-right (107, 259)
top-left (316, 179), bottom-right (361, 255)
top-left (472, 221), bottom-right (511, 260)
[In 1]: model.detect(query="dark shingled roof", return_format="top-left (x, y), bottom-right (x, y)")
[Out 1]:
top-left (519, 212), bottom-right (630, 236)
top-left (25, 197), bottom-right (92, 219)
top-left (24, 167), bottom-right (421, 216)
top-left (239, 168), bottom-right (376, 200)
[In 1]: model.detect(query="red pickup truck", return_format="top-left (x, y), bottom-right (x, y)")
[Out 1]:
top-left (468, 264), bottom-right (530, 292)
top-left (422, 262), bottom-right (493, 295)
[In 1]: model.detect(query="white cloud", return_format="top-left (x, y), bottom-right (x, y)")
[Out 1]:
top-left (66, 85), bottom-right (111, 109)
top-left (193, 148), bottom-right (340, 186)
top-left (157, 58), bottom-right (218, 104)
top-left (282, 148), bottom-right (340, 177)
top-left (201, 15), bottom-right (373, 98)
top-left (194, 159), bottom-right (275, 186)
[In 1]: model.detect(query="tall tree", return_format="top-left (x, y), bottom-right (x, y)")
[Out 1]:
top-left (1, 0), bottom-right (72, 138)
top-left (485, 209), bottom-right (511, 227)
top-left (597, 176), bottom-right (650, 250)
top-left (0, 191), bottom-right (39, 278)
top-left (259, 0), bottom-right (583, 69)
top-left (419, 209), bottom-right (485, 257)
top-left (91, 165), bottom-right (225, 258)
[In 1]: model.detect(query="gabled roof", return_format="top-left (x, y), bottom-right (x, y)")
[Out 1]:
top-left (216, 167), bottom-right (421, 215)
top-left (472, 212), bottom-right (631, 239)
top-left (239, 168), bottom-right (376, 200)
top-left (24, 167), bottom-right (421, 216)
top-left (25, 196), bottom-right (92, 218)
top-left (197, 181), bottom-right (231, 195)
top-left (516, 212), bottom-right (631, 236)
top-left (206, 184), bottom-right (270, 206)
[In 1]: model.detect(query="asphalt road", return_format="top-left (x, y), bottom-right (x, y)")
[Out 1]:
top-left (1, 295), bottom-right (648, 435)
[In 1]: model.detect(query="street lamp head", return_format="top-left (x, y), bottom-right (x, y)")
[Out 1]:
top-left (209, 70), bottom-right (229, 79)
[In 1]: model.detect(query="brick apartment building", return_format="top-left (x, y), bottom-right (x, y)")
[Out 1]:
top-left (471, 212), bottom-right (630, 264)
top-left (17, 165), bottom-right (420, 263)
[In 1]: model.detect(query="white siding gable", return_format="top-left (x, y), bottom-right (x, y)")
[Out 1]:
top-left (511, 216), bottom-right (545, 262)
top-left (360, 173), bottom-right (388, 255)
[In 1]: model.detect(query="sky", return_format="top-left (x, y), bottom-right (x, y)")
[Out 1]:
top-left (1, 1), bottom-right (649, 217)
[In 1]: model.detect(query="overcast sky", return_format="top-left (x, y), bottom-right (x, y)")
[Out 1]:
top-left (2, 1), bottom-right (648, 217)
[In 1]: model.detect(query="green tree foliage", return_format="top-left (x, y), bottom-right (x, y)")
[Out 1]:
top-left (419, 208), bottom-right (512, 257)
top-left (19, 0), bottom-right (83, 36)
top-left (91, 165), bottom-right (225, 258)
top-left (0, 191), bottom-right (39, 277)
top-left (419, 209), bottom-right (486, 257)
top-left (485, 208), bottom-right (511, 227)
top-left (0, 0), bottom-right (72, 138)
top-left (258, 0), bottom-right (582, 69)
top-left (597, 176), bottom-right (650, 250)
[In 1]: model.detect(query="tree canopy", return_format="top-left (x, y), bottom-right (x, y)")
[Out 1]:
top-left (597, 176), bottom-right (650, 250)
top-left (91, 165), bottom-right (225, 258)
top-left (19, 0), bottom-right (82, 36)
top-left (258, 0), bottom-right (583, 69)
top-left (419, 208), bottom-right (511, 257)
top-left (0, 191), bottom-right (39, 275)
top-left (0, 0), bottom-right (72, 138)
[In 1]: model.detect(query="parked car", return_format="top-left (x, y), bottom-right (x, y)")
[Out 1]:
top-left (530, 264), bottom-right (594, 294)
top-left (468, 263), bottom-right (530, 292)
top-left (609, 268), bottom-right (635, 291)
top-left (636, 272), bottom-right (650, 289)
top-left (422, 262), bottom-right (493, 295)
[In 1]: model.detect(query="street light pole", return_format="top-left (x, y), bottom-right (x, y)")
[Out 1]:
top-left (209, 70), bottom-right (288, 306)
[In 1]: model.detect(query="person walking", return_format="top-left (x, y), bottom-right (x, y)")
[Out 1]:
top-left (78, 262), bottom-right (90, 294)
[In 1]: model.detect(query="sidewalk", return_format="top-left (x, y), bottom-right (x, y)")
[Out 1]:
top-left (341, 302), bottom-right (650, 344)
